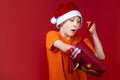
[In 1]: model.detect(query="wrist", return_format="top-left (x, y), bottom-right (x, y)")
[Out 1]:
top-left (66, 46), bottom-right (81, 59)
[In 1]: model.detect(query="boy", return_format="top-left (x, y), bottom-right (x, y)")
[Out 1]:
top-left (46, 1), bottom-right (105, 80)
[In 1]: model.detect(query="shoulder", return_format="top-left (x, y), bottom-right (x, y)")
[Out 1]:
top-left (46, 30), bottom-right (59, 37)
top-left (83, 38), bottom-right (92, 44)
top-left (47, 30), bottom-right (58, 34)
top-left (46, 30), bottom-right (60, 41)
top-left (46, 30), bottom-right (58, 35)
top-left (83, 37), bottom-right (96, 53)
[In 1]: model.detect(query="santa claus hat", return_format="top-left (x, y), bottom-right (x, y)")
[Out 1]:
top-left (50, 1), bottom-right (82, 28)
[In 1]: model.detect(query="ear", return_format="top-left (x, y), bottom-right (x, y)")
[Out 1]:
top-left (58, 25), bottom-right (61, 29)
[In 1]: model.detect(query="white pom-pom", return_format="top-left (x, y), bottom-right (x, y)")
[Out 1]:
top-left (50, 17), bottom-right (57, 24)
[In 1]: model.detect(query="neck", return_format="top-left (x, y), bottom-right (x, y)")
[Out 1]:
top-left (59, 31), bottom-right (72, 40)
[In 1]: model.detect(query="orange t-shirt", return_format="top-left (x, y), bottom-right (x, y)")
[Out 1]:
top-left (46, 30), bottom-right (96, 80)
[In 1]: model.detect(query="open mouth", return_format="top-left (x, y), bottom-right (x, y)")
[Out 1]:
top-left (71, 29), bottom-right (76, 32)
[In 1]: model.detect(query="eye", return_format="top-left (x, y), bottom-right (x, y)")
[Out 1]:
top-left (69, 18), bottom-right (74, 22)
top-left (77, 21), bottom-right (80, 23)
top-left (77, 19), bottom-right (81, 26)
top-left (70, 19), bottom-right (74, 22)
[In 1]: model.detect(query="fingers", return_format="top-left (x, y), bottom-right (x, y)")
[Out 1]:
top-left (71, 47), bottom-right (81, 59)
top-left (86, 21), bottom-right (96, 34)
top-left (89, 23), bottom-right (96, 35)
top-left (86, 21), bottom-right (94, 27)
top-left (86, 21), bottom-right (92, 26)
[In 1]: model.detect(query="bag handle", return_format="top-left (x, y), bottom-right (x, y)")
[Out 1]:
top-left (80, 22), bottom-right (93, 41)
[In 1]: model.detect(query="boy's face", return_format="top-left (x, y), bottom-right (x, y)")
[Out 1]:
top-left (60, 16), bottom-right (81, 39)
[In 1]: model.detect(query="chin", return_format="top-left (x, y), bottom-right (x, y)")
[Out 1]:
top-left (69, 34), bottom-right (74, 37)
top-left (67, 33), bottom-right (75, 37)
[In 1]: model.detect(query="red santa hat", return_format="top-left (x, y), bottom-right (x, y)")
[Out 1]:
top-left (50, 1), bottom-right (82, 28)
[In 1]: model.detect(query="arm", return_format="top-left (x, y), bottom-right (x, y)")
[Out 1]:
top-left (88, 22), bottom-right (105, 60)
top-left (53, 40), bottom-right (72, 52)
top-left (53, 40), bottom-right (81, 60)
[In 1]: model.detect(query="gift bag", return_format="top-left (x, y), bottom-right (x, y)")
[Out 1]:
top-left (74, 40), bottom-right (105, 77)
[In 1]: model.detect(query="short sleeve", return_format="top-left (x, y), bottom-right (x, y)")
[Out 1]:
top-left (46, 31), bottom-right (60, 51)
top-left (83, 38), bottom-right (96, 54)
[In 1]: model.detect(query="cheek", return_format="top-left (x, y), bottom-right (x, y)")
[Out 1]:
top-left (63, 26), bottom-right (69, 31)
top-left (64, 28), bottom-right (69, 33)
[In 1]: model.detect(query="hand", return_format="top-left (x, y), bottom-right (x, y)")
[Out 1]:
top-left (66, 46), bottom-right (82, 73)
top-left (86, 21), bottom-right (97, 35)
top-left (66, 46), bottom-right (81, 59)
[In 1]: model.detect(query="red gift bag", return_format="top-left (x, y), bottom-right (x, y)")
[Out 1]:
top-left (68, 22), bottom-right (105, 77)
top-left (74, 40), bottom-right (105, 77)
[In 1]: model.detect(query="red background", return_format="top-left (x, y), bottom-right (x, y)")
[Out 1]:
top-left (0, 0), bottom-right (120, 80)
